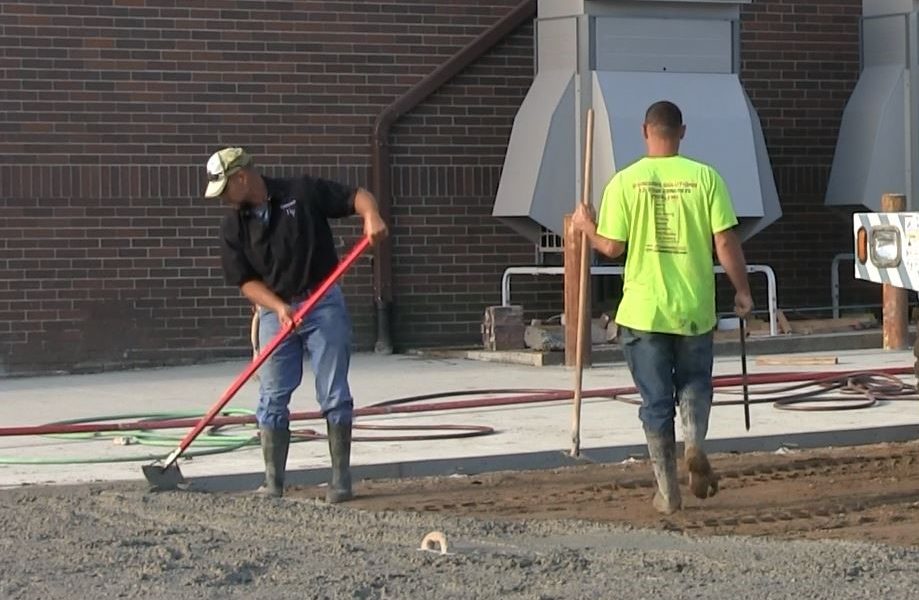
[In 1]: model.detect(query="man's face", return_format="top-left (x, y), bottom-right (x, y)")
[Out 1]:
top-left (219, 170), bottom-right (250, 208)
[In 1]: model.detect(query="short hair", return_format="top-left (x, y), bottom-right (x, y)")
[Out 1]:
top-left (644, 101), bottom-right (683, 137)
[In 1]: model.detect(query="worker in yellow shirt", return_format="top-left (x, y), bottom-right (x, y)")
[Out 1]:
top-left (573, 100), bottom-right (754, 515)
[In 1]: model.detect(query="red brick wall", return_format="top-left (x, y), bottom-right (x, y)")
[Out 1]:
top-left (0, 0), bottom-right (884, 375)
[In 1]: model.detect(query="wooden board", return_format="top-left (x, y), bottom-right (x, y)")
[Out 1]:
top-left (755, 355), bottom-right (839, 366)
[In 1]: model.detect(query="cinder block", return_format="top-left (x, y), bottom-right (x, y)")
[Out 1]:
top-left (481, 305), bottom-right (525, 351)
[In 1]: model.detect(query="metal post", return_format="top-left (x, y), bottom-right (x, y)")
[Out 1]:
top-left (881, 193), bottom-right (908, 350)
top-left (831, 253), bottom-right (854, 319)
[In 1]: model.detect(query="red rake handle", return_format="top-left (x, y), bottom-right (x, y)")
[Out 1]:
top-left (159, 236), bottom-right (371, 468)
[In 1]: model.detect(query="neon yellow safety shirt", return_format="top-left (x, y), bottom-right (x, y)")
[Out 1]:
top-left (596, 155), bottom-right (739, 336)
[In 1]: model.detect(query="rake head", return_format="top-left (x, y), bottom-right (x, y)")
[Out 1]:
top-left (142, 461), bottom-right (187, 491)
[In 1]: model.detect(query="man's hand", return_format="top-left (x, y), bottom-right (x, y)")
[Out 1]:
top-left (275, 303), bottom-right (295, 329)
top-left (734, 291), bottom-right (754, 320)
top-left (363, 211), bottom-right (389, 247)
top-left (571, 202), bottom-right (597, 236)
top-left (572, 201), bottom-right (626, 259)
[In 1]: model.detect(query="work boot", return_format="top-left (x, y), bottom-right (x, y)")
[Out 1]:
top-left (326, 421), bottom-right (353, 504)
top-left (679, 396), bottom-right (719, 499)
top-left (645, 428), bottom-right (682, 515)
top-left (255, 427), bottom-right (291, 498)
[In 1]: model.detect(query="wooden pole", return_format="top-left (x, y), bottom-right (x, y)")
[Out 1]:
top-left (569, 108), bottom-right (594, 457)
top-left (881, 194), bottom-right (909, 350)
top-left (881, 193), bottom-right (908, 350)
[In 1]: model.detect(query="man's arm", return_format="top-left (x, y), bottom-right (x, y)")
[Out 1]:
top-left (707, 167), bottom-right (753, 318)
top-left (352, 187), bottom-right (389, 246)
top-left (241, 281), bottom-right (296, 328)
top-left (571, 202), bottom-right (626, 258)
top-left (240, 280), bottom-right (285, 313)
top-left (714, 227), bottom-right (754, 318)
top-left (315, 181), bottom-right (389, 247)
top-left (352, 187), bottom-right (376, 217)
top-left (585, 226), bottom-right (626, 259)
top-left (220, 218), bottom-right (298, 328)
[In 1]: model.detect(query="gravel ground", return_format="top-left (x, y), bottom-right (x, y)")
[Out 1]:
top-left (1, 482), bottom-right (919, 599)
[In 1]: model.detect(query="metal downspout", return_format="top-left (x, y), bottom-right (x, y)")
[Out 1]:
top-left (369, 0), bottom-right (537, 353)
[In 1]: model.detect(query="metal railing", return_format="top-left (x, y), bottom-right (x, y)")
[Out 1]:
top-left (831, 253), bottom-right (855, 319)
top-left (501, 264), bottom-right (780, 336)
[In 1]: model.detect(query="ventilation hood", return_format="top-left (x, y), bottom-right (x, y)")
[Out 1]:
top-left (493, 0), bottom-right (781, 243)
top-left (826, 0), bottom-right (919, 211)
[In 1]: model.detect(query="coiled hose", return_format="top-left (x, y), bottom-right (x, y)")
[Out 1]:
top-left (0, 367), bottom-right (914, 464)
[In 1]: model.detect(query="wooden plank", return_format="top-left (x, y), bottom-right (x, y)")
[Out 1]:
top-left (788, 315), bottom-right (877, 335)
top-left (755, 355), bottom-right (839, 366)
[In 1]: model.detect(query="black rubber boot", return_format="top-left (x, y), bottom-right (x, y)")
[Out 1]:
top-left (326, 421), bottom-right (353, 504)
top-left (255, 427), bottom-right (290, 498)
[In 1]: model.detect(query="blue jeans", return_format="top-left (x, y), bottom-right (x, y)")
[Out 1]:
top-left (255, 284), bottom-right (353, 430)
top-left (618, 326), bottom-right (714, 436)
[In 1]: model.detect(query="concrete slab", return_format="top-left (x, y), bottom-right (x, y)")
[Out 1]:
top-left (0, 347), bottom-right (916, 491)
top-left (408, 328), bottom-right (915, 366)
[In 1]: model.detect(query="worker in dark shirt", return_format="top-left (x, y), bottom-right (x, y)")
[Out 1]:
top-left (203, 147), bottom-right (388, 502)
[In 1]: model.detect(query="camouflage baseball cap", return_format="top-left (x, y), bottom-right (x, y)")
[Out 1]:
top-left (203, 147), bottom-right (252, 198)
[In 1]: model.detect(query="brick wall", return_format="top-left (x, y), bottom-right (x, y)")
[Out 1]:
top-left (738, 0), bottom-right (882, 316)
top-left (0, 0), bottom-right (887, 375)
top-left (387, 19), bottom-right (541, 348)
top-left (0, 0), bottom-right (539, 374)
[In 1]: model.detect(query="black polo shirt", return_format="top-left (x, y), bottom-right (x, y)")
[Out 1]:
top-left (219, 174), bottom-right (356, 302)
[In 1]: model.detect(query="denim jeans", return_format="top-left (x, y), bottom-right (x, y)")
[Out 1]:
top-left (618, 325), bottom-right (714, 436)
top-left (255, 284), bottom-right (353, 430)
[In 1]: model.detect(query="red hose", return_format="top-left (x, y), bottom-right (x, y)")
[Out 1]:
top-left (0, 366), bottom-right (912, 438)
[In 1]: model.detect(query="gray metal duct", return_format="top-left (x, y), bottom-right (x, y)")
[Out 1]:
top-left (826, 0), bottom-right (919, 211)
top-left (493, 0), bottom-right (781, 243)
